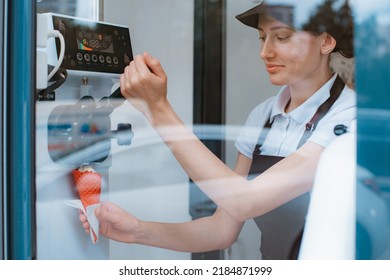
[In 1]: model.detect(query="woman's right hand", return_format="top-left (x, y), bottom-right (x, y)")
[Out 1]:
top-left (79, 202), bottom-right (140, 244)
top-left (120, 52), bottom-right (169, 123)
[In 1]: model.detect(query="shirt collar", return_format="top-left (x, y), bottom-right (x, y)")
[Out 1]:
top-left (270, 74), bottom-right (338, 124)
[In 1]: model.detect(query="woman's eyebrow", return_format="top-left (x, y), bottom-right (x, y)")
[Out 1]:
top-left (257, 26), bottom-right (294, 32)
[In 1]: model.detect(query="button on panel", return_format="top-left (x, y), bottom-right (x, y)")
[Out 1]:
top-left (84, 54), bottom-right (91, 62)
top-left (76, 53), bottom-right (83, 61)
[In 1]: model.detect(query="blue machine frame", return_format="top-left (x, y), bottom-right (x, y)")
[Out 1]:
top-left (3, 0), bottom-right (36, 259)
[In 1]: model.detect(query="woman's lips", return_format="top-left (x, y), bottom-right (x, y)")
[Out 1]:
top-left (266, 64), bottom-right (284, 74)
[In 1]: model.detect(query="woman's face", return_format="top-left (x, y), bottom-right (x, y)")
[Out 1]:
top-left (258, 16), bottom-right (325, 86)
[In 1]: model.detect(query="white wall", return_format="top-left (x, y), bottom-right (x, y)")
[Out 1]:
top-left (104, 0), bottom-right (194, 125)
top-left (104, 0), bottom-right (194, 260)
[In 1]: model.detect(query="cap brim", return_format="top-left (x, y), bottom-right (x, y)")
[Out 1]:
top-left (236, 3), bottom-right (267, 29)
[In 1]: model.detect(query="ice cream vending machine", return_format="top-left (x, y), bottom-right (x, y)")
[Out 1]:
top-left (36, 13), bottom-right (134, 259)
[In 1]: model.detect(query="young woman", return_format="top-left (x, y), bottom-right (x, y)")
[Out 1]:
top-left (80, 1), bottom-right (355, 259)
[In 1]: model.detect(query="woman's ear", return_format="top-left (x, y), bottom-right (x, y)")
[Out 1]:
top-left (321, 33), bottom-right (337, 55)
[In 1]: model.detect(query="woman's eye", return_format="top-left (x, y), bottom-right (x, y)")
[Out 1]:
top-left (276, 35), bottom-right (290, 42)
top-left (259, 36), bottom-right (266, 41)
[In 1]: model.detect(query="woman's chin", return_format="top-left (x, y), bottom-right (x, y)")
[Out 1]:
top-left (268, 76), bottom-right (286, 86)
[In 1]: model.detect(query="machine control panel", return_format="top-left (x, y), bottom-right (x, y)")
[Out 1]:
top-left (51, 14), bottom-right (133, 74)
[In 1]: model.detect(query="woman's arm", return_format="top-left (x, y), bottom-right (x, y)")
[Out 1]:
top-left (87, 203), bottom-right (243, 252)
top-left (234, 152), bottom-right (253, 177)
top-left (137, 208), bottom-right (243, 252)
top-left (120, 53), bottom-right (323, 222)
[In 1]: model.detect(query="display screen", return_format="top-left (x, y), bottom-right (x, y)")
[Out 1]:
top-left (52, 14), bottom-right (133, 74)
top-left (77, 31), bottom-right (114, 53)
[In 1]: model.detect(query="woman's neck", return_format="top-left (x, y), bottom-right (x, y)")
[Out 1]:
top-left (285, 69), bottom-right (333, 113)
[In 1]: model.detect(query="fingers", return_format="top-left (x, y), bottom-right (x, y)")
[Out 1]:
top-left (120, 55), bottom-right (143, 99)
top-left (125, 54), bottom-right (149, 79)
top-left (95, 201), bottom-right (109, 220)
top-left (96, 202), bottom-right (111, 237)
top-left (128, 52), bottom-right (164, 78)
top-left (79, 212), bottom-right (90, 234)
top-left (79, 211), bottom-right (87, 223)
top-left (119, 73), bottom-right (129, 98)
top-left (121, 53), bottom-right (165, 85)
top-left (143, 52), bottom-right (166, 79)
top-left (120, 52), bottom-right (167, 105)
top-left (133, 54), bottom-right (151, 76)
top-left (96, 201), bottom-right (117, 222)
top-left (78, 204), bottom-right (108, 236)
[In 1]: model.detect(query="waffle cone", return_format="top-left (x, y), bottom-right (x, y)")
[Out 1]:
top-left (72, 168), bottom-right (102, 210)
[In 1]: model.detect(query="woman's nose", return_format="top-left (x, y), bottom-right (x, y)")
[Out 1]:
top-left (260, 39), bottom-right (274, 59)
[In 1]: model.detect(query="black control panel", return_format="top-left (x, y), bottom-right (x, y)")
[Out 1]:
top-left (52, 15), bottom-right (133, 74)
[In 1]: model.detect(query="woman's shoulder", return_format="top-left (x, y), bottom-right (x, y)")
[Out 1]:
top-left (342, 82), bottom-right (356, 95)
top-left (239, 96), bottom-right (277, 130)
top-left (335, 83), bottom-right (356, 108)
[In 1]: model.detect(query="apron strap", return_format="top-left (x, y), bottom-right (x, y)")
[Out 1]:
top-left (253, 119), bottom-right (272, 155)
top-left (297, 75), bottom-right (345, 148)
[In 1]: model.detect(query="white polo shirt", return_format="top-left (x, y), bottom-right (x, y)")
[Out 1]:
top-left (235, 74), bottom-right (356, 159)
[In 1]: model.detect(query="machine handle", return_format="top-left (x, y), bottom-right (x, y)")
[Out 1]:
top-left (96, 87), bottom-right (125, 114)
top-left (109, 87), bottom-right (124, 100)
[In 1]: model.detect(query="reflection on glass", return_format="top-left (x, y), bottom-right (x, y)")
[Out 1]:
top-left (37, 0), bottom-right (101, 20)
top-left (355, 0), bottom-right (390, 259)
top-left (34, 0), bottom-right (390, 261)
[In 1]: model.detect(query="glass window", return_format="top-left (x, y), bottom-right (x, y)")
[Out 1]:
top-left (34, 0), bottom-right (390, 261)
top-left (354, 0), bottom-right (390, 260)
top-left (37, 0), bottom-right (102, 20)
top-left (0, 0), bottom-right (4, 261)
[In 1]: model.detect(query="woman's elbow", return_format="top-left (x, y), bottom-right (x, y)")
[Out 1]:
top-left (222, 194), bottom-right (268, 222)
top-left (223, 203), bottom-right (253, 223)
top-left (217, 230), bottom-right (240, 250)
top-left (215, 181), bottom-right (262, 222)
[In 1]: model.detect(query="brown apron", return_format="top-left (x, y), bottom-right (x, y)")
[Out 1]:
top-left (248, 75), bottom-right (345, 260)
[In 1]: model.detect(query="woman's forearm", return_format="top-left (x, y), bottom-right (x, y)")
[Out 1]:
top-left (135, 212), bottom-right (242, 252)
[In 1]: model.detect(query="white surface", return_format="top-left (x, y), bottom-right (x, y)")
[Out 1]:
top-left (299, 131), bottom-right (356, 259)
top-left (104, 0), bottom-right (194, 260)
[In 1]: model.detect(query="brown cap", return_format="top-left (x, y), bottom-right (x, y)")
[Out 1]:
top-left (236, 1), bottom-right (354, 58)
